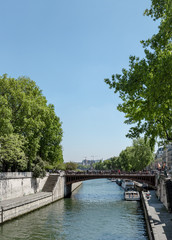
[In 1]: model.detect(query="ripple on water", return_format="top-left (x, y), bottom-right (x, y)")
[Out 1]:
top-left (0, 179), bottom-right (148, 240)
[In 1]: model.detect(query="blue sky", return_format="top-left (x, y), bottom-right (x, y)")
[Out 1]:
top-left (0, 0), bottom-right (159, 162)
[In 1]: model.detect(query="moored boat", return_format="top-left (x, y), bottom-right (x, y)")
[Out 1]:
top-left (124, 190), bottom-right (140, 201)
top-left (122, 179), bottom-right (134, 190)
top-left (116, 179), bottom-right (122, 186)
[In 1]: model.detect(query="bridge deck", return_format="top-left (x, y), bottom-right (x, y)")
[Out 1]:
top-left (65, 173), bottom-right (156, 187)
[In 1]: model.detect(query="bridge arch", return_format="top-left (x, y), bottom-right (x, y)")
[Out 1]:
top-left (65, 172), bottom-right (156, 187)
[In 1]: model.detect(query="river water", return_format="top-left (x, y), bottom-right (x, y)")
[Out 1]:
top-left (0, 179), bottom-right (148, 240)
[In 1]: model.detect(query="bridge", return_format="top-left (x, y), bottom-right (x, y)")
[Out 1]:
top-left (65, 171), bottom-right (156, 187)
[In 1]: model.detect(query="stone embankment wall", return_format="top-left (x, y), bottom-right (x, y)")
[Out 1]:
top-left (141, 192), bottom-right (154, 240)
top-left (0, 172), bottom-right (82, 224)
top-left (0, 193), bottom-right (53, 224)
top-left (156, 174), bottom-right (172, 211)
top-left (0, 172), bottom-right (48, 201)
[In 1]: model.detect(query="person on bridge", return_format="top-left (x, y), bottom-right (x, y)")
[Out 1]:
top-left (118, 169), bottom-right (121, 174)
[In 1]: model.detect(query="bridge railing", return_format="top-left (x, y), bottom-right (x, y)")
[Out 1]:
top-left (65, 170), bottom-right (155, 176)
top-left (64, 170), bottom-right (156, 187)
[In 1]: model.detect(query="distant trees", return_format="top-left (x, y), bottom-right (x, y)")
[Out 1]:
top-left (118, 138), bottom-right (154, 171)
top-left (94, 157), bottom-right (120, 170)
top-left (65, 162), bottom-right (78, 171)
top-left (94, 138), bottom-right (154, 171)
top-left (0, 74), bottom-right (63, 175)
top-left (105, 0), bottom-right (172, 148)
top-left (77, 164), bottom-right (91, 171)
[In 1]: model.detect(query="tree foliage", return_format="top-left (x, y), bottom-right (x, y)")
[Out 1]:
top-left (77, 164), bottom-right (92, 170)
top-left (0, 75), bottom-right (63, 173)
top-left (0, 134), bottom-right (27, 172)
top-left (118, 138), bottom-right (154, 171)
top-left (65, 162), bottom-right (78, 170)
top-left (143, 0), bottom-right (172, 49)
top-left (94, 138), bottom-right (154, 171)
top-left (94, 158), bottom-right (120, 170)
top-left (105, 0), bottom-right (172, 148)
top-left (32, 156), bottom-right (46, 178)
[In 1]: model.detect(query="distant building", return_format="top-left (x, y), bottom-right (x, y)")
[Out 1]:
top-left (153, 147), bottom-right (164, 169)
top-left (162, 143), bottom-right (172, 168)
top-left (82, 159), bottom-right (101, 166)
top-left (156, 147), bottom-right (164, 159)
top-left (151, 144), bottom-right (172, 170)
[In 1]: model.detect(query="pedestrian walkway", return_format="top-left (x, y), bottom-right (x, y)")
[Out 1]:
top-left (146, 190), bottom-right (172, 240)
top-left (0, 192), bottom-right (52, 210)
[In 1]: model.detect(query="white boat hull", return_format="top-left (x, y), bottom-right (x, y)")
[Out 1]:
top-left (124, 191), bottom-right (140, 201)
top-left (122, 180), bottom-right (134, 190)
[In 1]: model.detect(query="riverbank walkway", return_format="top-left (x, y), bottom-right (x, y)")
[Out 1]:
top-left (0, 192), bottom-right (52, 210)
top-left (0, 192), bottom-right (52, 217)
top-left (146, 190), bottom-right (172, 240)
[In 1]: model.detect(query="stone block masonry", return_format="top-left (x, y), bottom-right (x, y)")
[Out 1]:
top-left (0, 192), bottom-right (53, 224)
top-left (0, 172), bottom-right (82, 224)
top-left (0, 172), bottom-right (48, 201)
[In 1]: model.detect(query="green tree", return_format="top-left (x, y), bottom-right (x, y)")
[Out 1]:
top-left (110, 156), bottom-right (121, 170)
top-left (77, 164), bottom-right (91, 170)
top-left (32, 156), bottom-right (46, 178)
top-left (118, 147), bottom-right (134, 171)
top-left (105, 0), bottom-right (172, 148)
top-left (65, 162), bottom-right (77, 170)
top-left (54, 162), bottom-right (66, 171)
top-left (0, 134), bottom-right (27, 172)
top-left (103, 159), bottom-right (113, 170)
top-left (143, 0), bottom-right (172, 49)
top-left (0, 74), bottom-right (63, 172)
top-left (94, 158), bottom-right (121, 170)
top-left (94, 160), bottom-right (104, 170)
top-left (118, 138), bottom-right (154, 171)
top-left (132, 138), bottom-right (154, 170)
top-left (39, 104), bottom-right (63, 166)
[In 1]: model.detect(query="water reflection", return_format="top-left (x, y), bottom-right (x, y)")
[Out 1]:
top-left (0, 179), bottom-right (148, 240)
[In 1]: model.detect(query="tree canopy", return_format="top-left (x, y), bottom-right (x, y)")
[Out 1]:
top-left (65, 162), bottom-right (78, 170)
top-left (0, 134), bottom-right (27, 172)
top-left (105, 0), bottom-right (172, 148)
top-left (94, 138), bottom-right (154, 171)
top-left (143, 0), bottom-right (172, 49)
top-left (0, 74), bottom-right (63, 173)
top-left (118, 138), bottom-right (154, 171)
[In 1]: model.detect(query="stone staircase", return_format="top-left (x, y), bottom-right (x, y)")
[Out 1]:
top-left (42, 174), bottom-right (59, 192)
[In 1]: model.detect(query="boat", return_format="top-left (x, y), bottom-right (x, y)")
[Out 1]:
top-left (124, 190), bottom-right (140, 201)
top-left (121, 179), bottom-right (134, 190)
top-left (111, 178), bottom-right (116, 182)
top-left (116, 179), bottom-right (122, 186)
